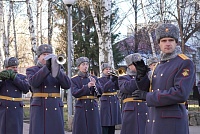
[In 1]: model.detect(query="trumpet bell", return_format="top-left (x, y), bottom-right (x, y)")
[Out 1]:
top-left (57, 55), bottom-right (66, 65)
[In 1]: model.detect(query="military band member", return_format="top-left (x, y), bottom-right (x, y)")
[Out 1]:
top-left (147, 57), bottom-right (158, 71)
top-left (132, 23), bottom-right (195, 134)
top-left (26, 44), bottom-right (71, 134)
top-left (118, 53), bottom-right (150, 134)
top-left (71, 57), bottom-right (102, 134)
top-left (0, 57), bottom-right (30, 134)
top-left (98, 63), bottom-right (121, 134)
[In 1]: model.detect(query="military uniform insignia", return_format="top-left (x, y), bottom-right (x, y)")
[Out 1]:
top-left (165, 28), bottom-right (169, 32)
top-left (182, 69), bottom-right (189, 77)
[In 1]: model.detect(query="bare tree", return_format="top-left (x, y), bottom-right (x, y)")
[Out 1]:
top-left (26, 0), bottom-right (37, 59)
top-left (0, 1), bottom-right (4, 69)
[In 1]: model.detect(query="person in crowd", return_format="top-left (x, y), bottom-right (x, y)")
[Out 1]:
top-left (132, 23), bottom-right (195, 134)
top-left (118, 53), bottom-right (150, 134)
top-left (71, 57), bottom-right (102, 134)
top-left (0, 57), bottom-right (30, 134)
top-left (147, 57), bottom-right (159, 71)
top-left (98, 63), bottom-right (121, 134)
top-left (26, 44), bottom-right (71, 134)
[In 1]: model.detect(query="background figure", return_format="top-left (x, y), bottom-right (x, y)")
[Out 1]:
top-left (98, 63), bottom-right (121, 134)
top-left (132, 23), bottom-right (195, 134)
top-left (71, 57), bottom-right (102, 134)
top-left (0, 57), bottom-right (29, 134)
top-left (118, 53), bottom-right (149, 134)
top-left (147, 57), bottom-right (159, 71)
top-left (26, 44), bottom-right (71, 134)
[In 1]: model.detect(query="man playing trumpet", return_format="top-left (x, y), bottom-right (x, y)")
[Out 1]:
top-left (71, 57), bottom-right (102, 134)
top-left (26, 44), bottom-right (71, 134)
top-left (98, 63), bottom-right (121, 134)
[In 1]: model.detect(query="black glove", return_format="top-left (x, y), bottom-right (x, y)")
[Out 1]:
top-left (110, 75), bottom-right (118, 82)
top-left (133, 59), bottom-right (149, 80)
top-left (132, 90), bottom-right (147, 100)
top-left (46, 59), bottom-right (51, 71)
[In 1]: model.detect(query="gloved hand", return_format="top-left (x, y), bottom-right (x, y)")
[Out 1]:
top-left (0, 70), bottom-right (16, 80)
top-left (110, 75), bottom-right (118, 82)
top-left (0, 70), bottom-right (11, 80)
top-left (133, 59), bottom-right (149, 80)
top-left (7, 69), bottom-right (17, 80)
top-left (46, 59), bottom-right (51, 71)
top-left (132, 90), bottom-right (147, 100)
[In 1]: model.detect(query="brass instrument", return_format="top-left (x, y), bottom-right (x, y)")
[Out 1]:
top-left (56, 55), bottom-right (66, 65)
top-left (108, 67), bottom-right (126, 77)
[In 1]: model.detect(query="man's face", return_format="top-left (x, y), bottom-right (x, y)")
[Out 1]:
top-left (7, 66), bottom-right (18, 73)
top-left (149, 63), bottom-right (157, 71)
top-left (128, 64), bottom-right (136, 72)
top-left (78, 62), bottom-right (89, 73)
top-left (159, 37), bottom-right (177, 54)
top-left (103, 67), bottom-right (112, 76)
top-left (38, 53), bottom-right (51, 65)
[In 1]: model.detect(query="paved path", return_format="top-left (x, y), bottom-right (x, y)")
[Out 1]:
top-left (23, 123), bottom-right (200, 134)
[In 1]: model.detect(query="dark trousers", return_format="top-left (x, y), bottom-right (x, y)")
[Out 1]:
top-left (102, 126), bottom-right (115, 134)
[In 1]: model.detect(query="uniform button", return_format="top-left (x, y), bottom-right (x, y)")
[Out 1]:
top-left (157, 89), bottom-right (159, 91)
top-left (7, 107), bottom-right (8, 109)
top-left (55, 108), bottom-right (57, 110)
top-left (154, 75), bottom-right (156, 78)
top-left (85, 110), bottom-right (87, 112)
top-left (145, 103), bottom-right (147, 105)
top-left (46, 108), bottom-right (48, 110)
top-left (167, 60), bottom-right (169, 62)
top-left (109, 96), bottom-right (111, 97)
top-left (7, 90), bottom-right (8, 92)
top-left (91, 100), bottom-right (93, 102)
top-left (110, 102), bottom-right (111, 103)
top-left (161, 74), bottom-right (163, 76)
top-left (138, 113), bottom-right (139, 115)
top-left (45, 97), bottom-right (47, 99)
top-left (44, 86), bottom-right (47, 88)
top-left (146, 113), bottom-right (148, 115)
top-left (138, 103), bottom-right (140, 105)
top-left (147, 119), bottom-right (150, 122)
top-left (15, 90), bottom-right (17, 91)
top-left (152, 90), bottom-right (154, 92)
top-left (84, 101), bottom-right (86, 103)
top-left (15, 107), bottom-right (16, 109)
top-left (92, 108), bottom-right (93, 110)
top-left (115, 101), bottom-right (116, 103)
top-left (55, 97), bottom-right (57, 99)
top-left (54, 85), bottom-right (56, 88)
top-left (153, 120), bottom-right (155, 123)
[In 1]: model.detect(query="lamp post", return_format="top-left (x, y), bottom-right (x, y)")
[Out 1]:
top-left (63, 0), bottom-right (75, 130)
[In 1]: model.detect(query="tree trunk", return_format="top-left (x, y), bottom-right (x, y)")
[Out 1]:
top-left (26, 0), bottom-right (37, 59)
top-left (101, 0), bottom-right (114, 69)
top-left (89, 0), bottom-right (114, 72)
top-left (11, 1), bottom-right (18, 58)
top-left (48, 0), bottom-right (53, 45)
top-left (0, 1), bottom-right (4, 69)
top-left (141, 0), bottom-right (156, 57)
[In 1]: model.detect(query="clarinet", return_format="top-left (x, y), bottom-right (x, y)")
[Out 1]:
top-left (88, 74), bottom-right (101, 98)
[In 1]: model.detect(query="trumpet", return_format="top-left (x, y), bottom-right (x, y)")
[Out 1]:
top-left (56, 55), bottom-right (66, 65)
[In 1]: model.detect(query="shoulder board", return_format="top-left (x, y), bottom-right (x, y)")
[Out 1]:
top-left (71, 74), bottom-right (78, 78)
top-left (178, 54), bottom-right (189, 60)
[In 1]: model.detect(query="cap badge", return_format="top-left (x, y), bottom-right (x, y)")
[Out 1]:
top-left (165, 28), bottom-right (169, 32)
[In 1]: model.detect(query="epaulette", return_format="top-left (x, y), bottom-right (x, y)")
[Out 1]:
top-left (71, 74), bottom-right (78, 78)
top-left (178, 54), bottom-right (189, 60)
